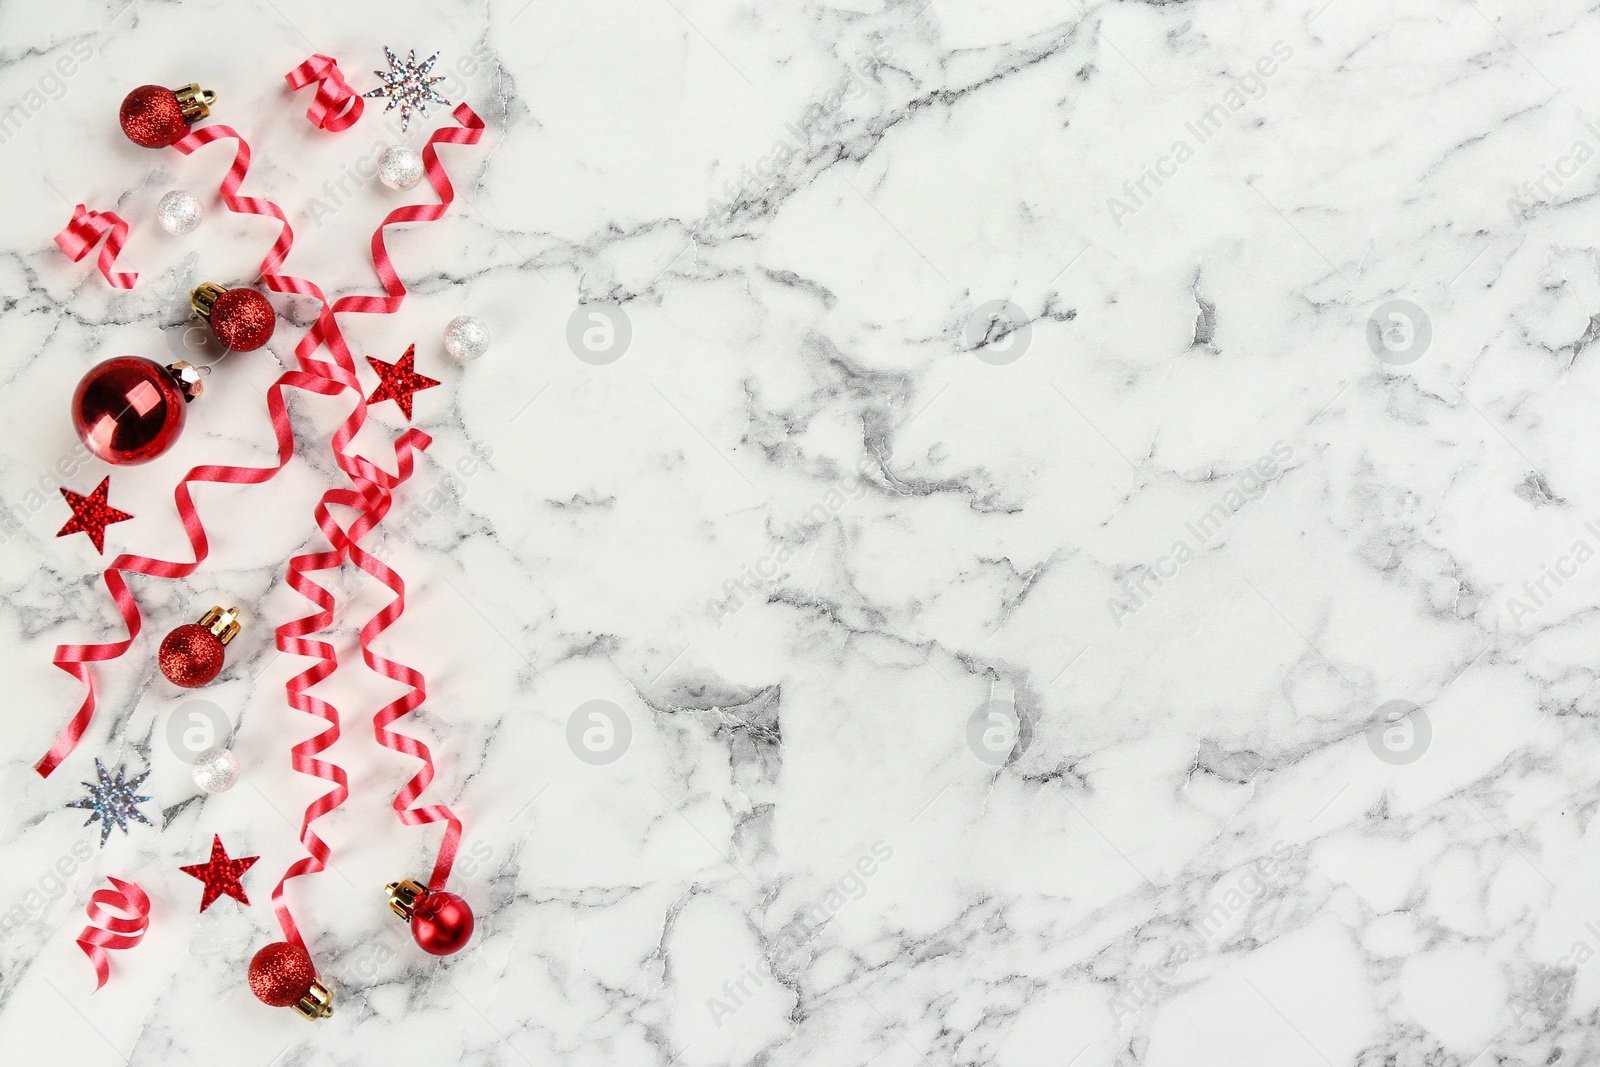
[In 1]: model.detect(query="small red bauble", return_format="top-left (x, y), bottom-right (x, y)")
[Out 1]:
top-left (119, 83), bottom-right (215, 148)
top-left (248, 942), bottom-right (314, 1006)
top-left (413, 891), bottom-right (475, 955)
top-left (385, 879), bottom-right (474, 955)
top-left (158, 606), bottom-right (240, 688)
top-left (192, 283), bottom-right (275, 352)
top-left (72, 357), bottom-right (204, 465)
top-left (248, 942), bottom-right (333, 1019)
top-left (159, 625), bottom-right (222, 687)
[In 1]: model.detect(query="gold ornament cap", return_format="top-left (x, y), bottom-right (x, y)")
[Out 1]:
top-left (199, 605), bottom-right (241, 645)
top-left (190, 282), bottom-right (226, 321)
top-left (294, 978), bottom-right (334, 1020)
top-left (385, 878), bottom-right (428, 921)
top-left (174, 83), bottom-right (216, 124)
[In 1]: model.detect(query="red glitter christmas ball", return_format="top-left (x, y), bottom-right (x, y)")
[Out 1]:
top-left (72, 356), bottom-right (189, 465)
top-left (119, 85), bottom-right (187, 148)
top-left (209, 288), bottom-right (275, 352)
top-left (159, 624), bottom-right (225, 688)
top-left (248, 942), bottom-right (317, 1007)
top-left (411, 891), bottom-right (474, 955)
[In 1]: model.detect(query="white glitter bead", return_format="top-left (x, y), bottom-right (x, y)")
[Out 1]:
top-left (377, 145), bottom-right (425, 191)
top-left (191, 746), bottom-right (239, 793)
top-left (443, 315), bottom-right (490, 362)
top-left (157, 190), bottom-right (203, 235)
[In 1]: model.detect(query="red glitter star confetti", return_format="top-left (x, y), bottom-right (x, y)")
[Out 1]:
top-left (57, 476), bottom-right (134, 554)
top-left (366, 344), bottom-right (439, 421)
top-left (179, 835), bottom-right (258, 911)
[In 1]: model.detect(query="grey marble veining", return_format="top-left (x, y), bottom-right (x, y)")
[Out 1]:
top-left (0, 1), bottom-right (1596, 1065)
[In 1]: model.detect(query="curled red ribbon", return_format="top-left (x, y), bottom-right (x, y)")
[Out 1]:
top-left (172, 123), bottom-right (318, 302)
top-left (359, 105), bottom-right (484, 895)
top-left (285, 54), bottom-right (365, 133)
top-left (271, 106), bottom-right (484, 931)
top-left (53, 205), bottom-right (137, 289)
top-left (352, 485), bottom-right (461, 892)
top-left (183, 104), bottom-right (482, 941)
top-left (77, 876), bottom-right (149, 991)
top-left (39, 119), bottom-right (344, 777)
top-left (270, 433), bottom-right (431, 950)
top-left (41, 101), bottom-right (483, 952)
top-left (37, 365), bottom-right (356, 778)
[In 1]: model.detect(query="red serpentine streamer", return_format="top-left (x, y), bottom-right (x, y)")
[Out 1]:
top-left (172, 102), bottom-right (484, 940)
top-left (42, 96), bottom-right (482, 951)
top-left (54, 205), bottom-right (137, 289)
top-left (40, 102), bottom-right (480, 774)
top-left (77, 876), bottom-right (149, 991)
top-left (350, 484), bottom-right (461, 892)
top-left (40, 120), bottom-right (354, 780)
top-left (269, 425), bottom-right (456, 931)
top-left (266, 517), bottom-right (348, 953)
top-left (171, 123), bottom-right (319, 304)
top-left (37, 367), bottom-right (354, 778)
top-left (270, 104), bottom-right (483, 932)
top-left (268, 433), bottom-right (429, 950)
top-left (285, 55), bottom-right (365, 132)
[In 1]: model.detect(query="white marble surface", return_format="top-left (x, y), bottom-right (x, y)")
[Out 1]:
top-left (0, 0), bottom-right (1596, 1064)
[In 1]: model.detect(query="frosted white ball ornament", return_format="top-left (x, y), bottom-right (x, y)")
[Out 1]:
top-left (377, 145), bottom-right (425, 191)
top-left (157, 190), bottom-right (203, 235)
top-left (443, 315), bottom-right (490, 363)
top-left (191, 746), bottom-right (239, 793)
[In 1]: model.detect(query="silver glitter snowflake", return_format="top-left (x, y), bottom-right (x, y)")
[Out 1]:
top-left (364, 47), bottom-right (451, 133)
top-left (67, 759), bottom-right (153, 847)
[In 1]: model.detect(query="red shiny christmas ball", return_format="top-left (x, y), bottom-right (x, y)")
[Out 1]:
top-left (248, 942), bottom-right (317, 1007)
top-left (411, 891), bottom-right (474, 955)
top-left (72, 357), bottom-right (188, 465)
top-left (159, 624), bottom-right (224, 687)
top-left (120, 85), bottom-right (187, 148)
top-left (209, 288), bottom-right (275, 352)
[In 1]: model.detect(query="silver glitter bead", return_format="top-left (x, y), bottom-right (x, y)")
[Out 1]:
top-left (157, 190), bottom-right (203, 235)
top-left (377, 145), bottom-right (425, 191)
top-left (443, 315), bottom-right (490, 362)
top-left (191, 746), bottom-right (239, 793)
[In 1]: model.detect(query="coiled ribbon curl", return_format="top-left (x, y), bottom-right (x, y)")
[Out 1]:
top-left (77, 876), bottom-right (149, 990)
top-left (285, 55), bottom-right (365, 132)
top-left (41, 87), bottom-right (483, 952)
top-left (269, 103), bottom-right (484, 935)
top-left (54, 205), bottom-right (137, 289)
